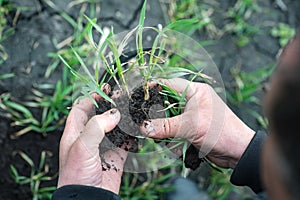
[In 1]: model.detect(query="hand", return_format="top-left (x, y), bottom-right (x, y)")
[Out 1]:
top-left (57, 94), bottom-right (127, 194)
top-left (141, 78), bottom-right (255, 169)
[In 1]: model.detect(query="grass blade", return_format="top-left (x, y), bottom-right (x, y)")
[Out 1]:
top-left (136, 0), bottom-right (147, 65)
top-left (84, 15), bottom-right (104, 35)
top-left (71, 47), bottom-right (96, 83)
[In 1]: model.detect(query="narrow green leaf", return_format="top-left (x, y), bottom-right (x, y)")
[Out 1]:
top-left (139, 0), bottom-right (147, 29)
top-left (136, 0), bottom-right (147, 66)
top-left (87, 81), bottom-right (116, 106)
top-left (38, 186), bottom-right (57, 193)
top-left (58, 54), bottom-right (89, 82)
top-left (38, 151), bottom-right (46, 172)
top-left (71, 47), bottom-right (96, 83)
top-left (10, 165), bottom-right (19, 179)
top-left (4, 101), bottom-right (33, 119)
top-left (18, 151), bottom-right (34, 167)
top-left (0, 73), bottom-right (14, 80)
top-left (84, 15), bottom-right (104, 35)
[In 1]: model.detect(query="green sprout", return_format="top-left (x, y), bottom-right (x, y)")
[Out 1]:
top-left (0, 0), bottom-right (15, 64)
top-left (120, 170), bottom-right (176, 200)
top-left (225, 0), bottom-right (261, 47)
top-left (227, 64), bottom-right (274, 129)
top-left (271, 23), bottom-right (296, 48)
top-left (10, 151), bottom-right (56, 200)
top-left (0, 68), bottom-right (73, 138)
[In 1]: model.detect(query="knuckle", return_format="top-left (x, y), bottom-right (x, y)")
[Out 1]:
top-left (87, 115), bottom-right (105, 131)
top-left (162, 119), bottom-right (170, 138)
top-left (163, 118), bottom-right (172, 138)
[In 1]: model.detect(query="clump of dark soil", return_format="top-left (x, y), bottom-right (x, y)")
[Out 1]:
top-left (129, 85), bottom-right (164, 125)
top-left (96, 84), bottom-right (203, 170)
top-left (184, 145), bottom-right (203, 170)
top-left (95, 99), bottom-right (138, 153)
top-left (95, 85), bottom-right (164, 154)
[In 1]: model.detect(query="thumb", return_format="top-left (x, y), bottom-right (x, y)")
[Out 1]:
top-left (79, 108), bottom-right (121, 155)
top-left (140, 113), bottom-right (190, 139)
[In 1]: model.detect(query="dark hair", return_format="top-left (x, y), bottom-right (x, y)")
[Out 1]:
top-left (265, 31), bottom-right (300, 198)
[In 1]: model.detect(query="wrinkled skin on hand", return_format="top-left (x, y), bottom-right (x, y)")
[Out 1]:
top-left (141, 78), bottom-right (255, 169)
top-left (58, 94), bottom-right (127, 194)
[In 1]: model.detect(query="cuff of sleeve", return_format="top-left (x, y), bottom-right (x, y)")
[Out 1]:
top-left (52, 185), bottom-right (121, 200)
top-left (230, 130), bottom-right (267, 193)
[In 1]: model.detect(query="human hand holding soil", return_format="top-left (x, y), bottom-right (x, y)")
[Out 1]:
top-left (141, 78), bottom-right (255, 169)
top-left (57, 94), bottom-right (127, 194)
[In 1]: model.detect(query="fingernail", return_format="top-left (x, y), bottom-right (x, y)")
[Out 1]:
top-left (109, 108), bottom-right (120, 121)
top-left (101, 83), bottom-right (111, 94)
top-left (143, 120), bottom-right (155, 135)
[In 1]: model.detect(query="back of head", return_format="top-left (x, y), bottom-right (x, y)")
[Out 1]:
top-left (265, 30), bottom-right (300, 198)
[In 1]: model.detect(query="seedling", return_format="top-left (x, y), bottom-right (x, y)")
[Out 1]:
top-left (227, 64), bottom-right (274, 129)
top-left (207, 169), bottom-right (236, 200)
top-left (271, 23), bottom-right (296, 48)
top-left (120, 170), bottom-right (176, 200)
top-left (225, 0), bottom-right (261, 47)
top-left (227, 64), bottom-right (274, 106)
top-left (168, 0), bottom-right (221, 38)
top-left (0, 67), bottom-right (73, 138)
top-left (10, 151), bottom-right (56, 200)
top-left (59, 0), bottom-right (224, 174)
top-left (0, 0), bottom-right (15, 64)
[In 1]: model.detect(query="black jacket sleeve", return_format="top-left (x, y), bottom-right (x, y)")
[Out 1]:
top-left (51, 185), bottom-right (121, 200)
top-left (230, 130), bottom-right (267, 193)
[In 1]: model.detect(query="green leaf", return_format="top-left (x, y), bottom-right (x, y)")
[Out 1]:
top-left (181, 141), bottom-right (189, 177)
top-left (71, 47), bottom-right (96, 83)
top-left (4, 101), bottom-right (34, 119)
top-left (139, 0), bottom-right (147, 29)
top-left (10, 165), bottom-right (19, 179)
top-left (153, 172), bottom-right (174, 184)
top-left (38, 186), bottom-right (56, 193)
top-left (136, 0), bottom-right (147, 66)
top-left (0, 73), bottom-right (14, 80)
top-left (18, 151), bottom-right (34, 167)
top-left (167, 18), bottom-right (199, 34)
top-left (87, 81), bottom-right (116, 106)
top-left (84, 15), bottom-right (104, 35)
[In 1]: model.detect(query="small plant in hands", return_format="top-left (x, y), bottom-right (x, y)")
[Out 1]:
top-left (60, 0), bottom-right (219, 172)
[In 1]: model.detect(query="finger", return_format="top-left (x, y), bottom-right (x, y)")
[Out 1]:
top-left (101, 83), bottom-right (111, 95)
top-left (111, 90), bottom-right (122, 99)
top-left (159, 78), bottom-right (196, 100)
top-left (60, 96), bottom-right (97, 166)
top-left (148, 81), bottom-right (162, 90)
top-left (78, 109), bottom-right (121, 156)
top-left (69, 93), bottom-right (100, 132)
top-left (101, 147), bottom-right (128, 194)
top-left (140, 113), bottom-right (191, 139)
top-left (148, 81), bottom-right (158, 88)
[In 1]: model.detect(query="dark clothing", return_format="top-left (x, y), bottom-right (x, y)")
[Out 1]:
top-left (231, 130), bottom-right (267, 193)
top-left (52, 131), bottom-right (267, 200)
top-left (52, 185), bottom-right (120, 200)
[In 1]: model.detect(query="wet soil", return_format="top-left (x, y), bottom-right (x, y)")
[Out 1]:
top-left (95, 97), bottom-right (138, 153)
top-left (96, 86), bottom-right (164, 153)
